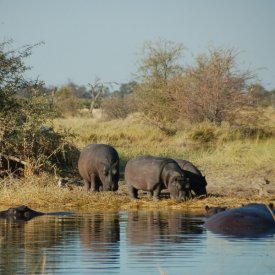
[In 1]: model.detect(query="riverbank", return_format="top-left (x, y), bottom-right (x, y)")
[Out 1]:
top-left (1, 114), bottom-right (275, 213)
top-left (0, 173), bottom-right (274, 213)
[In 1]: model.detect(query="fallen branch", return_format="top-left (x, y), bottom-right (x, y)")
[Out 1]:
top-left (1, 154), bottom-right (29, 166)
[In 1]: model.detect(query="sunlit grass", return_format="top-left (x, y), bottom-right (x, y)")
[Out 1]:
top-left (1, 111), bottom-right (275, 212)
top-left (0, 173), bottom-right (274, 213)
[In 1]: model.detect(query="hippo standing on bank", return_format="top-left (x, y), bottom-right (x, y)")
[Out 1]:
top-left (204, 203), bottom-right (275, 237)
top-left (125, 156), bottom-right (190, 200)
top-left (174, 159), bottom-right (207, 196)
top-left (78, 144), bottom-right (119, 192)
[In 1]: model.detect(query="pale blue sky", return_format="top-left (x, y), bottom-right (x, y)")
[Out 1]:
top-left (0, 0), bottom-right (274, 89)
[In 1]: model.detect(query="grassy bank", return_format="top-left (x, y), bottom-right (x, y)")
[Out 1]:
top-left (1, 112), bottom-right (275, 212)
top-left (0, 174), bottom-right (273, 213)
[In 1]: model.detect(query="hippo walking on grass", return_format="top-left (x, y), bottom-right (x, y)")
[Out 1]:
top-left (204, 203), bottom-right (275, 237)
top-left (174, 159), bottom-right (207, 196)
top-left (125, 156), bottom-right (190, 201)
top-left (78, 144), bottom-right (119, 192)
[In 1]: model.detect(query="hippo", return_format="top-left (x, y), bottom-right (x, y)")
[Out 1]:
top-left (124, 155), bottom-right (190, 201)
top-left (204, 203), bottom-right (275, 237)
top-left (205, 205), bottom-right (227, 217)
top-left (0, 205), bottom-right (74, 222)
top-left (174, 159), bottom-right (207, 196)
top-left (78, 144), bottom-right (119, 192)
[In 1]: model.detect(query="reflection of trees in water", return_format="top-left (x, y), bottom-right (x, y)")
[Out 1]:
top-left (127, 211), bottom-right (204, 245)
top-left (0, 216), bottom-right (81, 274)
top-left (79, 212), bottom-right (120, 266)
top-left (80, 212), bottom-right (120, 250)
top-left (0, 211), bottom-right (204, 274)
top-left (0, 212), bottom-right (120, 274)
top-left (126, 211), bottom-right (204, 261)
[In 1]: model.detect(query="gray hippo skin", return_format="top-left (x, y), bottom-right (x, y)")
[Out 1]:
top-left (204, 203), bottom-right (275, 237)
top-left (0, 205), bottom-right (75, 222)
top-left (205, 205), bottom-right (227, 217)
top-left (125, 156), bottom-right (190, 200)
top-left (174, 159), bottom-right (207, 196)
top-left (78, 144), bottom-right (119, 192)
top-left (0, 205), bottom-right (44, 221)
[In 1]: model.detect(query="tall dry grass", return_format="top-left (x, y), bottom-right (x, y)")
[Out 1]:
top-left (1, 109), bottom-right (274, 211)
top-left (52, 111), bottom-right (275, 173)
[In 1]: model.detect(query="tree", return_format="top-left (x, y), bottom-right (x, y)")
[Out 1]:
top-left (0, 42), bottom-right (77, 176)
top-left (174, 47), bottom-right (254, 125)
top-left (134, 39), bottom-right (184, 133)
top-left (0, 41), bottom-right (41, 114)
top-left (248, 84), bottom-right (275, 107)
top-left (112, 81), bottom-right (138, 98)
top-left (87, 78), bottom-right (111, 115)
top-left (54, 85), bottom-right (82, 116)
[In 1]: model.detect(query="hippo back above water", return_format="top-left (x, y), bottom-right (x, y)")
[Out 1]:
top-left (174, 159), bottom-right (207, 196)
top-left (78, 144), bottom-right (119, 192)
top-left (125, 155), bottom-right (190, 201)
top-left (0, 205), bottom-right (44, 222)
top-left (204, 203), bottom-right (275, 237)
top-left (0, 205), bottom-right (74, 222)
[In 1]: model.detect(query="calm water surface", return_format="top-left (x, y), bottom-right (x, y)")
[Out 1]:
top-left (0, 211), bottom-right (274, 275)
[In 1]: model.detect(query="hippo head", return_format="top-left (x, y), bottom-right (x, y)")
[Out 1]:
top-left (100, 162), bottom-right (119, 191)
top-left (190, 176), bottom-right (207, 196)
top-left (168, 175), bottom-right (190, 201)
top-left (6, 205), bottom-right (42, 221)
top-left (205, 205), bottom-right (227, 217)
top-left (184, 171), bottom-right (207, 196)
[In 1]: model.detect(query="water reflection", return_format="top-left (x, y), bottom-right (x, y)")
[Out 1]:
top-left (0, 215), bottom-right (80, 274)
top-left (79, 213), bottom-right (120, 270)
top-left (0, 211), bottom-right (274, 275)
top-left (126, 211), bottom-right (203, 245)
top-left (125, 211), bottom-right (205, 268)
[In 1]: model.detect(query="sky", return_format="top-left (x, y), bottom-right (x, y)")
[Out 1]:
top-left (0, 0), bottom-right (275, 89)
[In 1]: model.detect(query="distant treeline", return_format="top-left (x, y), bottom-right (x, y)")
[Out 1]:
top-left (1, 39), bottom-right (275, 176)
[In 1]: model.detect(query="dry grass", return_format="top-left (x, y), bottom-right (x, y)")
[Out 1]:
top-left (0, 174), bottom-right (274, 213)
top-left (1, 109), bottom-right (275, 212)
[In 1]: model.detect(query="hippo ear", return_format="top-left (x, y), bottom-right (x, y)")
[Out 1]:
top-left (205, 205), bottom-right (210, 211)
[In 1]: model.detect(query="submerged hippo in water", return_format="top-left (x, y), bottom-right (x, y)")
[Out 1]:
top-left (204, 203), bottom-right (275, 237)
top-left (0, 205), bottom-right (74, 222)
top-left (125, 156), bottom-right (190, 201)
top-left (78, 144), bottom-right (119, 192)
top-left (174, 159), bottom-right (207, 196)
top-left (205, 205), bottom-right (227, 217)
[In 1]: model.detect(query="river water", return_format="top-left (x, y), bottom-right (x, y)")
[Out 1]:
top-left (0, 211), bottom-right (274, 275)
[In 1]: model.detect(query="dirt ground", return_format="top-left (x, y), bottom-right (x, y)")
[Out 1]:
top-left (205, 168), bottom-right (275, 198)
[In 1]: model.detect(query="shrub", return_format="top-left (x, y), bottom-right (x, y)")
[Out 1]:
top-left (101, 95), bottom-right (137, 119)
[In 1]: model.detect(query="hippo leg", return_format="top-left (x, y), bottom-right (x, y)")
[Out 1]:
top-left (147, 191), bottom-right (153, 198)
top-left (90, 174), bottom-right (99, 192)
top-left (153, 185), bottom-right (162, 201)
top-left (83, 179), bottom-right (91, 192)
top-left (128, 185), bottom-right (138, 199)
